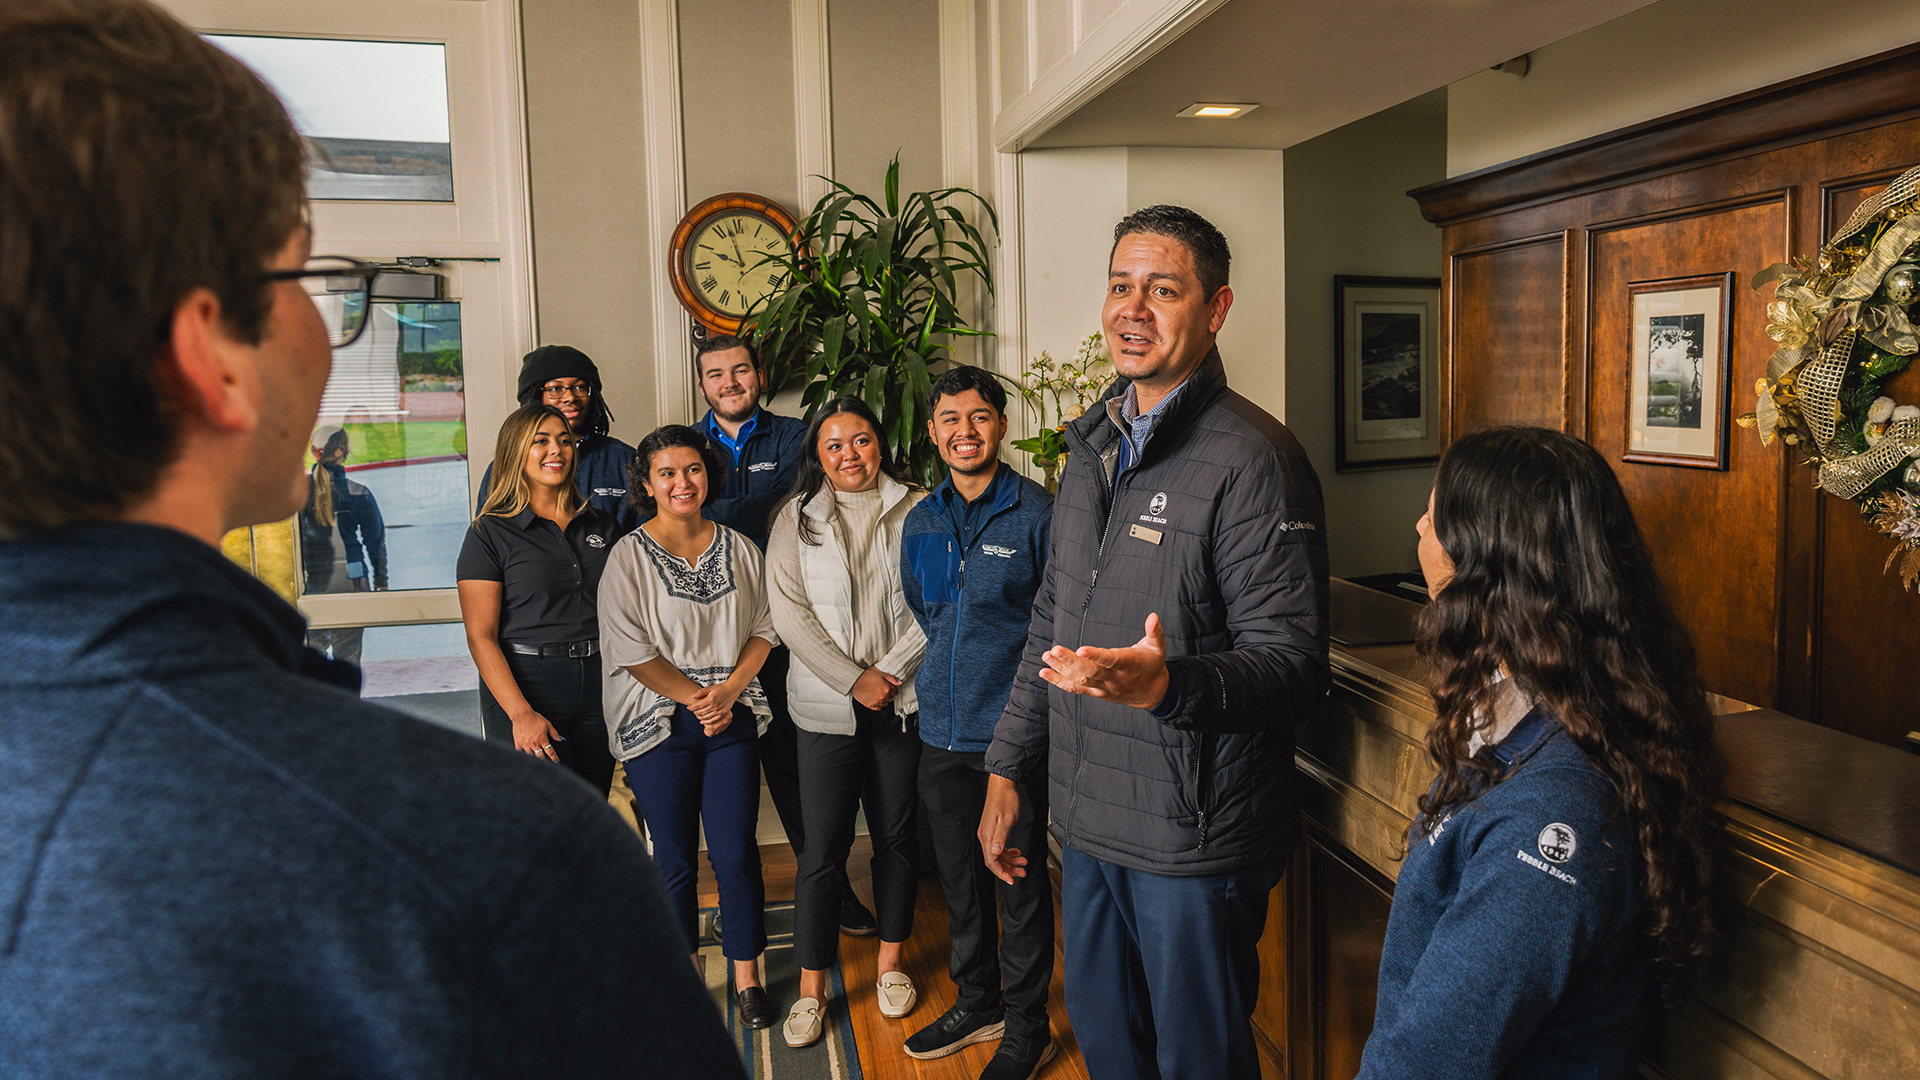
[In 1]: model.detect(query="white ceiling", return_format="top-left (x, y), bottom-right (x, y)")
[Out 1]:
top-left (1024, 0), bottom-right (1662, 150)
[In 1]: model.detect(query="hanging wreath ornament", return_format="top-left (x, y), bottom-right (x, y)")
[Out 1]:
top-left (1741, 163), bottom-right (1920, 589)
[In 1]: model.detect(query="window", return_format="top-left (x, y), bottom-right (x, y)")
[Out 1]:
top-left (208, 35), bottom-right (453, 202)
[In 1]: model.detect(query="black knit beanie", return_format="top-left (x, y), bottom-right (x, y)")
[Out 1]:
top-left (516, 345), bottom-right (602, 404)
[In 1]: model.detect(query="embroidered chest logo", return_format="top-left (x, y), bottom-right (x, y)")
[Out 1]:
top-left (585, 534), bottom-right (607, 548)
top-left (1276, 520), bottom-right (1317, 533)
top-left (1148, 492), bottom-right (1168, 515)
top-left (980, 544), bottom-right (1017, 558)
top-left (1537, 823), bottom-right (1577, 864)
top-left (641, 529), bottom-right (736, 603)
top-left (593, 486), bottom-right (626, 498)
top-left (748, 461), bottom-right (777, 472)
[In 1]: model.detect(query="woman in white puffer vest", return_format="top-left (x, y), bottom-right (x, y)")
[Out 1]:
top-left (766, 397), bottom-right (928, 1048)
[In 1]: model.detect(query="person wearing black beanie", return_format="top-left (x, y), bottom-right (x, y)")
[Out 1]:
top-left (477, 345), bottom-right (640, 531)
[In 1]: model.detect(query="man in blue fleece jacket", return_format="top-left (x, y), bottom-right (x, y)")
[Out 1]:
top-left (0, 3), bottom-right (739, 1076)
top-left (900, 366), bottom-right (1056, 1080)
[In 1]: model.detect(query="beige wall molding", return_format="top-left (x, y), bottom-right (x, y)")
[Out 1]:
top-left (990, 0), bottom-right (1229, 154)
top-left (791, 0), bottom-right (834, 210)
top-left (638, 0), bottom-right (692, 424)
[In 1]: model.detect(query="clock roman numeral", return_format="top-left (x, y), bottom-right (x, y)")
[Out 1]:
top-left (719, 289), bottom-right (731, 306)
top-left (768, 272), bottom-right (784, 287)
top-left (702, 275), bottom-right (719, 292)
top-left (694, 260), bottom-right (711, 270)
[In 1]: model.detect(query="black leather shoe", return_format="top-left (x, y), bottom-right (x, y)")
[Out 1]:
top-left (736, 985), bottom-right (775, 1030)
top-left (839, 894), bottom-right (878, 936)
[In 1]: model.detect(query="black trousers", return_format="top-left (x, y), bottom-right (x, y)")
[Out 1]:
top-left (479, 650), bottom-right (615, 798)
top-left (758, 646), bottom-right (857, 900)
top-left (793, 702), bottom-right (921, 970)
top-left (919, 746), bottom-right (1054, 1036)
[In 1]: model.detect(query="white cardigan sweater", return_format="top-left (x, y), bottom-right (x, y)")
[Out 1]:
top-left (766, 476), bottom-right (927, 734)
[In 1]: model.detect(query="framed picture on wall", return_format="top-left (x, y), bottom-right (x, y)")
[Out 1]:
top-left (1625, 273), bottom-right (1733, 469)
top-left (1335, 276), bottom-right (1441, 471)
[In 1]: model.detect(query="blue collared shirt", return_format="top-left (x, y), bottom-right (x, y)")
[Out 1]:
top-left (1113, 376), bottom-right (1191, 476)
top-left (705, 410), bottom-right (759, 463)
top-left (933, 462), bottom-right (1006, 552)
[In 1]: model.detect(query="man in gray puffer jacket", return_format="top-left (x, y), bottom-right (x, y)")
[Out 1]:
top-left (981, 205), bottom-right (1329, 1080)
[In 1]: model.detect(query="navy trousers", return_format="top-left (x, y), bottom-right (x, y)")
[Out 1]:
top-left (623, 704), bottom-right (766, 961)
top-left (1061, 845), bottom-right (1286, 1080)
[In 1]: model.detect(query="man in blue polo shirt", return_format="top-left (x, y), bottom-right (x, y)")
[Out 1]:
top-left (692, 333), bottom-right (876, 936)
top-left (899, 365), bottom-right (1055, 1080)
top-left (476, 344), bottom-right (639, 531)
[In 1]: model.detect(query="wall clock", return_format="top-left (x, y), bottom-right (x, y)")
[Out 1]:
top-left (667, 192), bottom-right (800, 338)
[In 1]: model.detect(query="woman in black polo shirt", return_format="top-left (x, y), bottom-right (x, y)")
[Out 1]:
top-left (457, 403), bottom-right (625, 795)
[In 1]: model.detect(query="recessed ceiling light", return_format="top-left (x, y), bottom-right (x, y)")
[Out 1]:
top-left (1177, 102), bottom-right (1258, 119)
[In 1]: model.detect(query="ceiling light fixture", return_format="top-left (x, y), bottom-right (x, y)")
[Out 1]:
top-left (1176, 102), bottom-right (1258, 119)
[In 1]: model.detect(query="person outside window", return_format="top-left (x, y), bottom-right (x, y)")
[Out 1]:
top-left (300, 423), bottom-right (387, 664)
top-left (599, 424), bottom-right (780, 1029)
top-left (1354, 427), bottom-right (1726, 1080)
top-left (0, 2), bottom-right (739, 1073)
top-left (766, 397), bottom-right (928, 1047)
top-left (899, 365), bottom-right (1057, 1080)
top-left (458, 404), bottom-right (623, 796)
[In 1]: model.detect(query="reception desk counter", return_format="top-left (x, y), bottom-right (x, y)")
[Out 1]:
top-left (1261, 580), bottom-right (1920, 1079)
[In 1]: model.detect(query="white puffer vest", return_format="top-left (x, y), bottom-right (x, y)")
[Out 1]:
top-left (782, 477), bottom-right (920, 733)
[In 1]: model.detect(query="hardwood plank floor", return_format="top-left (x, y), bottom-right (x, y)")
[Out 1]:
top-left (701, 839), bottom-right (1089, 1080)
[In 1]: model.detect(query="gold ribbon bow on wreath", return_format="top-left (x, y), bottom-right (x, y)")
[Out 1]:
top-left (1742, 164), bottom-right (1920, 590)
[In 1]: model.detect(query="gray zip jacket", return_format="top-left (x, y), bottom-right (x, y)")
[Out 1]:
top-left (984, 350), bottom-right (1330, 875)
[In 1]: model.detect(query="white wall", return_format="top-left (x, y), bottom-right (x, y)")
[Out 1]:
top-left (1015, 145), bottom-right (1286, 441)
top-left (1284, 101), bottom-right (1446, 578)
top-left (1449, 0), bottom-right (1920, 177)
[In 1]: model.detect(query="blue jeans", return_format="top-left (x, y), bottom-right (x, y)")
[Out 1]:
top-left (623, 704), bottom-right (765, 960)
top-left (1061, 845), bottom-right (1285, 1080)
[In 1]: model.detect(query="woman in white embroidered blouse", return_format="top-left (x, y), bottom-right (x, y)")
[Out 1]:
top-left (598, 424), bottom-right (780, 1030)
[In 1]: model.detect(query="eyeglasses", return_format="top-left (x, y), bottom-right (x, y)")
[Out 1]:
top-left (540, 381), bottom-right (593, 400)
top-left (264, 256), bottom-right (378, 349)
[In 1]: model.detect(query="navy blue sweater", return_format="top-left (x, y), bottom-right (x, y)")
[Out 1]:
top-left (1357, 709), bottom-right (1647, 1080)
top-left (0, 524), bottom-right (741, 1079)
top-left (477, 432), bottom-right (640, 533)
top-left (901, 464), bottom-right (1052, 752)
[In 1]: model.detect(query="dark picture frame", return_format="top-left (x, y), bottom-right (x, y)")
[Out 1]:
top-left (1334, 275), bottom-right (1441, 472)
top-left (1624, 273), bottom-right (1733, 470)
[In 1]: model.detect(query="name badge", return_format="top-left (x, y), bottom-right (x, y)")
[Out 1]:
top-left (1128, 523), bottom-right (1163, 545)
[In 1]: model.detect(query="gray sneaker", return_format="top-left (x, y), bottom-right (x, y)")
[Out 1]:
top-left (978, 1030), bottom-right (1056, 1080)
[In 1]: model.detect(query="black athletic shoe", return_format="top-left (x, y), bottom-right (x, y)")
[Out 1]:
top-left (903, 1004), bottom-right (1005, 1060)
top-left (978, 1030), bottom-right (1057, 1080)
top-left (839, 894), bottom-right (878, 936)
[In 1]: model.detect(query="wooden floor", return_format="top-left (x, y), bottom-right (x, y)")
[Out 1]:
top-left (699, 837), bottom-right (1090, 1080)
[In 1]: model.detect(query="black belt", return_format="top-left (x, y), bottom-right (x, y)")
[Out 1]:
top-left (507, 640), bottom-right (599, 658)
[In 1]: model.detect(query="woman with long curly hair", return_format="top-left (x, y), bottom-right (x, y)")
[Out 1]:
top-left (1355, 426), bottom-right (1725, 1080)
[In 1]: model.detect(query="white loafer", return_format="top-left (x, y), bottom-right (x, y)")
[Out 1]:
top-left (784, 996), bottom-right (825, 1048)
top-left (876, 971), bottom-right (918, 1018)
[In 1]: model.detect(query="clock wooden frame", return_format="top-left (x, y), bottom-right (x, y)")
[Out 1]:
top-left (667, 192), bottom-right (801, 338)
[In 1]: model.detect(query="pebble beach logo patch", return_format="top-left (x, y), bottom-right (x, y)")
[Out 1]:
top-left (1537, 823), bottom-right (1577, 864)
top-left (585, 534), bottom-right (607, 548)
top-left (1148, 492), bottom-right (1168, 516)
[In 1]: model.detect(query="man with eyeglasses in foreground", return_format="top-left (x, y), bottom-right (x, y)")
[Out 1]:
top-left (476, 343), bottom-right (641, 532)
top-left (0, 2), bottom-right (741, 1076)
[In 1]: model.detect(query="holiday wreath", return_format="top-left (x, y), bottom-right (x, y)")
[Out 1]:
top-left (1742, 163), bottom-right (1920, 589)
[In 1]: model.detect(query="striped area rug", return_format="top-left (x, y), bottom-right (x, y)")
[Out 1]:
top-left (698, 902), bottom-right (864, 1080)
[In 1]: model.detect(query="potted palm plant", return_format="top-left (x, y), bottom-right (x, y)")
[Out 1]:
top-left (743, 156), bottom-right (996, 485)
